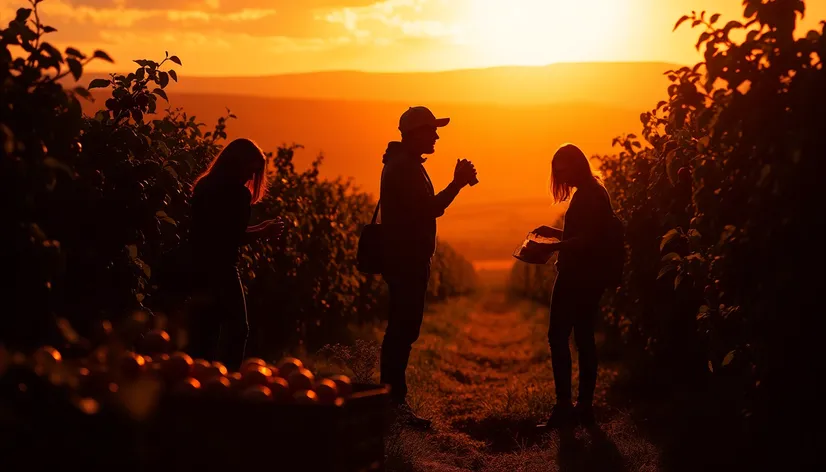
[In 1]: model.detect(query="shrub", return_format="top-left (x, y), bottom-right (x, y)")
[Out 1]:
top-left (599, 1), bottom-right (825, 465)
top-left (1, 0), bottom-right (475, 356)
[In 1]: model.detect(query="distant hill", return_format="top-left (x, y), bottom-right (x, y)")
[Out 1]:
top-left (78, 62), bottom-right (673, 261)
top-left (75, 61), bottom-right (679, 109)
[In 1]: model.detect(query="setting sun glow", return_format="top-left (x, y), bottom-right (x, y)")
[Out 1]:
top-left (460, 0), bottom-right (631, 66)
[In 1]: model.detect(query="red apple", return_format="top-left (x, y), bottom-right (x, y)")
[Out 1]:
top-left (277, 357), bottom-right (304, 380)
top-left (293, 389), bottom-right (319, 405)
top-left (173, 377), bottom-right (201, 395)
top-left (161, 352), bottom-right (193, 384)
top-left (140, 329), bottom-right (171, 355)
top-left (228, 372), bottom-right (243, 391)
top-left (242, 385), bottom-right (272, 402)
top-left (287, 368), bottom-right (315, 394)
top-left (119, 352), bottom-right (146, 379)
top-left (329, 374), bottom-right (353, 398)
top-left (191, 359), bottom-right (214, 382)
top-left (314, 379), bottom-right (339, 405)
top-left (240, 357), bottom-right (267, 372)
top-left (202, 376), bottom-right (232, 397)
top-left (210, 362), bottom-right (229, 378)
top-left (91, 320), bottom-right (113, 344)
top-left (242, 365), bottom-right (273, 388)
top-left (34, 346), bottom-right (62, 365)
top-left (269, 377), bottom-right (290, 403)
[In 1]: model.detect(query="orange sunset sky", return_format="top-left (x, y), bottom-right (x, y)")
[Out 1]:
top-left (2, 0), bottom-right (824, 75)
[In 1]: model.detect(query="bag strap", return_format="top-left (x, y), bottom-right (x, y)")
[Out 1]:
top-left (370, 164), bottom-right (387, 225)
top-left (371, 201), bottom-right (381, 224)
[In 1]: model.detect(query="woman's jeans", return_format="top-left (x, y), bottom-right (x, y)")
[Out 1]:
top-left (187, 266), bottom-right (248, 371)
top-left (548, 272), bottom-right (605, 406)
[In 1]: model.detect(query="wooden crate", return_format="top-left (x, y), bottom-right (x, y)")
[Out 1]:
top-left (0, 367), bottom-right (390, 472)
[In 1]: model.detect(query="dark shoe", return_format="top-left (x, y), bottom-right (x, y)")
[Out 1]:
top-left (391, 401), bottom-right (432, 431)
top-left (537, 403), bottom-right (575, 429)
top-left (575, 402), bottom-right (596, 427)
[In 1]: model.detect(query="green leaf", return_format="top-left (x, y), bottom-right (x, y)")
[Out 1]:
top-left (696, 31), bottom-right (711, 50)
top-left (723, 20), bottom-right (743, 33)
top-left (719, 225), bottom-right (737, 244)
top-left (15, 8), bottom-right (32, 22)
top-left (722, 350), bottom-right (736, 367)
top-left (660, 229), bottom-right (681, 252)
top-left (696, 305), bottom-right (711, 320)
top-left (168, 70), bottom-right (178, 82)
top-left (93, 50), bottom-right (114, 62)
top-left (673, 15), bottom-right (689, 31)
top-left (709, 13), bottom-right (720, 24)
top-left (65, 47), bottom-right (85, 58)
top-left (661, 252), bottom-right (682, 263)
top-left (67, 58), bottom-right (82, 81)
top-left (158, 71), bottom-right (169, 88)
top-left (169, 55), bottom-right (182, 66)
top-left (657, 265), bottom-right (677, 280)
top-left (136, 68), bottom-right (145, 80)
top-left (43, 26), bottom-right (57, 33)
top-left (88, 78), bottom-right (111, 89)
top-left (153, 88), bottom-right (168, 101)
top-left (44, 157), bottom-right (76, 177)
top-left (674, 274), bottom-right (684, 290)
top-left (134, 59), bottom-right (152, 67)
top-left (73, 87), bottom-right (92, 99)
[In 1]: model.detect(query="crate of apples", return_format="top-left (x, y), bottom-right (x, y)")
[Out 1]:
top-left (1, 317), bottom-right (389, 472)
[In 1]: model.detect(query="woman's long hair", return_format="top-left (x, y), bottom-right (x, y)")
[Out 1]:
top-left (193, 138), bottom-right (269, 203)
top-left (549, 143), bottom-right (603, 203)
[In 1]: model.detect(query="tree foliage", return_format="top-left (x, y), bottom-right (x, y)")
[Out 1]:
top-left (599, 0), bottom-right (824, 465)
top-left (1, 0), bottom-right (475, 357)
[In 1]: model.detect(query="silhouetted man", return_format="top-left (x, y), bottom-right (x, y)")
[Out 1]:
top-left (379, 106), bottom-right (476, 429)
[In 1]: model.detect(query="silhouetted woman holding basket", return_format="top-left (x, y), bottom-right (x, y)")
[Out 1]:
top-left (529, 144), bottom-right (624, 428)
top-left (187, 138), bottom-right (285, 370)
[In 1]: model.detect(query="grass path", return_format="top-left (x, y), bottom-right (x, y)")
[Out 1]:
top-left (382, 287), bottom-right (661, 472)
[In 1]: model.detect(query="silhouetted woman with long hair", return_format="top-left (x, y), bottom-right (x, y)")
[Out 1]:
top-left (188, 138), bottom-right (284, 370)
top-left (532, 143), bottom-right (617, 428)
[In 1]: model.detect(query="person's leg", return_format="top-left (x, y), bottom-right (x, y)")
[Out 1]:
top-left (573, 289), bottom-right (601, 407)
top-left (216, 269), bottom-right (249, 371)
top-left (380, 264), bottom-right (429, 404)
top-left (186, 285), bottom-right (221, 362)
top-left (549, 276), bottom-right (576, 406)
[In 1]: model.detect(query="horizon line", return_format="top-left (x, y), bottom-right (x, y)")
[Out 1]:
top-left (80, 59), bottom-right (687, 79)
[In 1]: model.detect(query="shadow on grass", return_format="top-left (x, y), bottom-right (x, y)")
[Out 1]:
top-left (454, 415), bottom-right (550, 452)
top-left (557, 425), bottom-right (627, 472)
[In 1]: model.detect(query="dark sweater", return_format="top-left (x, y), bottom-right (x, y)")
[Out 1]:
top-left (189, 178), bottom-right (251, 269)
top-left (557, 179), bottom-right (615, 277)
top-left (379, 141), bottom-right (461, 268)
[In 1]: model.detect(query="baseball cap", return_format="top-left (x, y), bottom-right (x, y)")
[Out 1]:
top-left (398, 106), bottom-right (450, 133)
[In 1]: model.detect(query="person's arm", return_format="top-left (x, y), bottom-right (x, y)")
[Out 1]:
top-left (532, 225), bottom-right (564, 239)
top-left (429, 180), bottom-right (463, 218)
top-left (551, 187), bottom-right (613, 252)
top-left (428, 160), bottom-right (475, 218)
top-left (242, 218), bottom-right (285, 244)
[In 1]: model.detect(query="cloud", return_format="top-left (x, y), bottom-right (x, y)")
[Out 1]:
top-left (323, 0), bottom-right (462, 43)
top-left (0, 0), bottom-right (476, 74)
